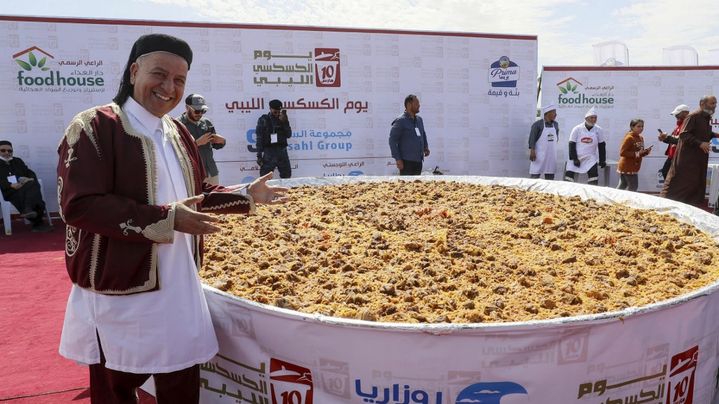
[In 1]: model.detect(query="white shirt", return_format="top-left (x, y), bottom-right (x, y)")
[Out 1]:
top-left (567, 122), bottom-right (605, 174)
top-left (59, 97), bottom-right (218, 374)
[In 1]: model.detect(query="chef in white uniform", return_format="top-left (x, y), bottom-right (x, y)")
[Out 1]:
top-left (564, 106), bottom-right (606, 185)
top-left (528, 104), bottom-right (559, 179)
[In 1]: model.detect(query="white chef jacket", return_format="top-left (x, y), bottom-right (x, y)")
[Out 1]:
top-left (566, 123), bottom-right (605, 174)
top-left (59, 97), bottom-right (218, 374)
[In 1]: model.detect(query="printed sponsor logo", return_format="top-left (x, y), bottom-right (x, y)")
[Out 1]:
top-left (666, 345), bottom-right (698, 404)
top-left (355, 379), bottom-right (444, 403)
top-left (354, 378), bottom-right (529, 403)
top-left (319, 358), bottom-right (351, 399)
top-left (270, 358), bottom-right (314, 404)
top-left (456, 381), bottom-right (528, 403)
top-left (558, 331), bottom-right (590, 365)
top-left (251, 48), bottom-right (341, 87)
top-left (200, 354), bottom-right (270, 402)
top-left (575, 345), bottom-right (698, 403)
top-left (246, 128), bottom-right (354, 153)
top-left (322, 171), bottom-right (363, 177)
top-left (488, 56), bottom-right (519, 88)
top-left (13, 46), bottom-right (106, 92)
top-left (199, 356), bottom-right (314, 404)
top-left (487, 56), bottom-right (520, 97)
top-left (556, 77), bottom-right (614, 107)
top-left (314, 48), bottom-right (341, 87)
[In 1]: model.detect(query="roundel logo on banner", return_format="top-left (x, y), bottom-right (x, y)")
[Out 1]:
top-left (488, 56), bottom-right (519, 88)
top-left (455, 382), bottom-right (528, 403)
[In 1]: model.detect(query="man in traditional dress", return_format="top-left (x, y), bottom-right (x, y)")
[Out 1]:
top-left (389, 94), bottom-right (430, 175)
top-left (0, 140), bottom-right (51, 231)
top-left (56, 34), bottom-right (287, 404)
top-left (528, 104), bottom-right (559, 180)
top-left (661, 95), bottom-right (718, 206)
top-left (564, 107), bottom-right (606, 185)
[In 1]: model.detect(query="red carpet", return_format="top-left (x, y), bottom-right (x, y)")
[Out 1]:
top-left (0, 221), bottom-right (154, 403)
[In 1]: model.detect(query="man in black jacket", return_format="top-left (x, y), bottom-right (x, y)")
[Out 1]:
top-left (256, 99), bottom-right (293, 178)
top-left (0, 140), bottom-right (50, 231)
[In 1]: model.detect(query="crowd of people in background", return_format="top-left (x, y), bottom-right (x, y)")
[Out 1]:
top-left (527, 95), bottom-right (718, 209)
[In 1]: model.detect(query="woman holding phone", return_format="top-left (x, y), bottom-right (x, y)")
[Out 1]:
top-left (617, 118), bottom-right (652, 191)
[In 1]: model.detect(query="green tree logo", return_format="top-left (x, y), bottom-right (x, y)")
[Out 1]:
top-left (15, 51), bottom-right (50, 71)
top-left (558, 81), bottom-right (578, 94)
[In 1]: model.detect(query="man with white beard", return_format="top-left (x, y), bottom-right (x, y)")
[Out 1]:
top-left (662, 95), bottom-right (718, 206)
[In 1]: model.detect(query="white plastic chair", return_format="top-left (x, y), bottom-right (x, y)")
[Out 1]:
top-left (0, 178), bottom-right (53, 235)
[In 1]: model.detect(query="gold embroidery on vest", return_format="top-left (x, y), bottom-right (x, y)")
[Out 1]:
top-left (65, 225), bottom-right (81, 257)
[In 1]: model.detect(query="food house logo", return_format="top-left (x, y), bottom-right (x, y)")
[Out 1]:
top-left (575, 345), bottom-right (698, 403)
top-left (13, 46), bottom-right (105, 92)
top-left (14, 46), bottom-right (52, 72)
top-left (269, 358), bottom-right (313, 404)
top-left (488, 56), bottom-right (519, 88)
top-left (252, 48), bottom-right (341, 87)
top-left (556, 77), bottom-right (614, 107)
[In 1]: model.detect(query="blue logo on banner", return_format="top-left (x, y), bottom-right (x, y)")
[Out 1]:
top-left (489, 56), bottom-right (519, 88)
top-left (347, 170), bottom-right (363, 176)
top-left (246, 129), bottom-right (258, 153)
top-left (455, 382), bottom-right (528, 403)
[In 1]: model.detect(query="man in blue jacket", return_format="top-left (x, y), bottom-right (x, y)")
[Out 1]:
top-left (389, 94), bottom-right (430, 175)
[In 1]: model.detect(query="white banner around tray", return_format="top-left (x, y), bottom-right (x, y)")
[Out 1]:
top-left (197, 176), bottom-right (719, 404)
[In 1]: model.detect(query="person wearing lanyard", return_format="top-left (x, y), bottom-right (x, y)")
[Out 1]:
top-left (389, 94), bottom-right (430, 175)
top-left (564, 107), bottom-right (607, 185)
top-left (56, 33), bottom-right (288, 403)
top-left (528, 104), bottom-right (559, 180)
top-left (256, 99), bottom-right (293, 178)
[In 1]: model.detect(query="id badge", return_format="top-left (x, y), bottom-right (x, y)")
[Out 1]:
top-left (270, 133), bottom-right (278, 144)
top-left (7, 175), bottom-right (17, 184)
top-left (414, 127), bottom-right (421, 137)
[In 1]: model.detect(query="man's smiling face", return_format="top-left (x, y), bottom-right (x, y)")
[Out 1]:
top-left (130, 51), bottom-right (188, 117)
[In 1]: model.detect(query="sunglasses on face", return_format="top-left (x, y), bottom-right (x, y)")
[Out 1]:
top-left (193, 109), bottom-right (206, 114)
top-left (0, 148), bottom-right (12, 153)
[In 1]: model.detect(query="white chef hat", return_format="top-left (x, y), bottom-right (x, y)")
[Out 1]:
top-left (670, 104), bottom-right (690, 116)
top-left (584, 106), bottom-right (597, 118)
top-left (541, 104), bottom-right (557, 116)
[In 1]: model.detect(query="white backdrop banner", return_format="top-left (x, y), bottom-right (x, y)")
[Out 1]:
top-left (0, 16), bottom-right (538, 212)
top-left (541, 66), bottom-right (719, 192)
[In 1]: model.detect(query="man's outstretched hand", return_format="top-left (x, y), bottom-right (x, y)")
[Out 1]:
top-left (174, 194), bottom-right (221, 235)
top-left (248, 172), bottom-right (289, 204)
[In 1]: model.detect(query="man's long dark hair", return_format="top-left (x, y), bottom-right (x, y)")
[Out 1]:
top-left (112, 41), bottom-right (141, 106)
